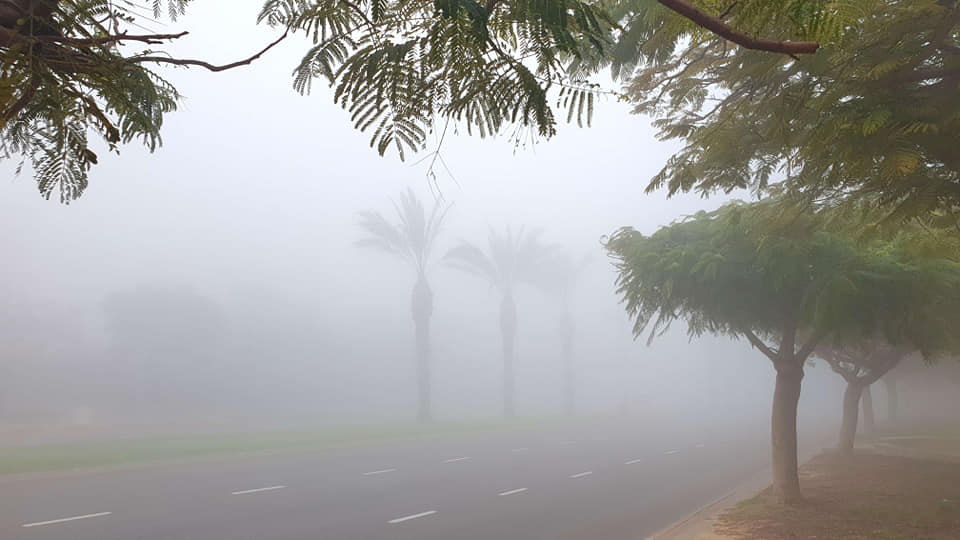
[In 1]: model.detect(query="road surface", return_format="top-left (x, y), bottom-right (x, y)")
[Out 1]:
top-left (0, 418), bottom-right (784, 540)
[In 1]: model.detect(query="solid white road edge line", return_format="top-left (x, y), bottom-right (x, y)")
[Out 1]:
top-left (569, 471), bottom-right (593, 478)
top-left (498, 488), bottom-right (528, 496)
top-left (363, 468), bottom-right (397, 476)
top-left (22, 512), bottom-right (112, 528)
top-left (388, 511), bottom-right (437, 524)
top-left (231, 485), bottom-right (286, 495)
top-left (444, 457), bottom-right (471, 463)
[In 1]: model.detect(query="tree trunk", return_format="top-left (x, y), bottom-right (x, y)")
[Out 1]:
top-left (883, 376), bottom-right (898, 423)
top-left (771, 363), bottom-right (804, 504)
top-left (861, 385), bottom-right (875, 434)
top-left (411, 275), bottom-right (433, 423)
top-left (560, 311), bottom-right (574, 416)
top-left (500, 294), bottom-right (517, 418)
top-left (838, 381), bottom-right (863, 455)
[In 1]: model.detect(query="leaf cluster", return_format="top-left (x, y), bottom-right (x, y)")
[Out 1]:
top-left (1, 0), bottom-right (189, 202)
top-left (260, 0), bottom-right (615, 161)
top-left (356, 187), bottom-right (451, 274)
top-left (605, 198), bottom-right (960, 360)
top-left (623, 0), bottom-right (960, 223)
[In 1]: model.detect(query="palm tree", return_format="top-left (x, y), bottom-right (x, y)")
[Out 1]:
top-left (356, 189), bottom-right (449, 422)
top-left (445, 226), bottom-right (553, 418)
top-left (544, 252), bottom-right (591, 416)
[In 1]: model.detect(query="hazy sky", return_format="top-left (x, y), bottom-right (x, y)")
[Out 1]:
top-left (1, 0), bottom-right (730, 307)
top-left (1, 2), bottom-right (854, 427)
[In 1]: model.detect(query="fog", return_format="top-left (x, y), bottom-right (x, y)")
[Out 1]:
top-left (0, 0), bottom-right (878, 442)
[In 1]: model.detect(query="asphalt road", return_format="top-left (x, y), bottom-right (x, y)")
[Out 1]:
top-left (0, 418), bottom-right (787, 540)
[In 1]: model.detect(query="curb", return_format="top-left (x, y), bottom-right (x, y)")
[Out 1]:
top-left (644, 467), bottom-right (772, 540)
top-left (646, 440), bottom-right (832, 540)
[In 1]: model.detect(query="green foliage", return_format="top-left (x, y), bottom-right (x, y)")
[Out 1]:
top-left (623, 0), bottom-right (960, 222)
top-left (356, 188), bottom-right (450, 274)
top-left (817, 342), bottom-right (908, 386)
top-left (260, 0), bottom-right (616, 160)
top-left (605, 199), bottom-right (960, 360)
top-left (0, 0), bottom-right (190, 202)
top-left (598, 0), bottom-right (864, 78)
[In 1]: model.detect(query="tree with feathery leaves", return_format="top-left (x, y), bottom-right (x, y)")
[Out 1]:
top-left (606, 199), bottom-right (960, 503)
top-left (5, 0), bottom-right (855, 203)
top-left (623, 0), bottom-right (960, 224)
top-left (1, 0), bottom-right (288, 202)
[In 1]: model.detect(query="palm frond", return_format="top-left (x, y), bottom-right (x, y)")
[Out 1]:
top-left (356, 210), bottom-right (407, 258)
top-left (445, 241), bottom-right (500, 286)
top-left (357, 189), bottom-right (449, 272)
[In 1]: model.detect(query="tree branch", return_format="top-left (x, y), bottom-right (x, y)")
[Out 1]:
top-left (35, 31), bottom-right (189, 47)
top-left (128, 31), bottom-right (287, 72)
top-left (795, 331), bottom-right (823, 362)
top-left (861, 353), bottom-right (903, 386)
top-left (0, 73), bottom-right (38, 129)
top-left (822, 354), bottom-right (857, 383)
top-left (657, 0), bottom-right (819, 55)
top-left (742, 328), bottom-right (778, 362)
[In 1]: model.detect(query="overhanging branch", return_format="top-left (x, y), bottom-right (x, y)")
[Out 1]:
top-left (34, 31), bottom-right (190, 47)
top-left (129, 31), bottom-right (288, 72)
top-left (657, 0), bottom-right (819, 55)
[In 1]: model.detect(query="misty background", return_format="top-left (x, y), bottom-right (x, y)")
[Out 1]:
top-left (3, 0), bottom-right (949, 444)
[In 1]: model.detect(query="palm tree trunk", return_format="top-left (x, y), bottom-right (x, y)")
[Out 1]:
top-left (500, 293), bottom-right (517, 418)
top-left (838, 381), bottom-right (863, 455)
top-left (411, 275), bottom-right (433, 423)
top-left (861, 384), bottom-right (875, 434)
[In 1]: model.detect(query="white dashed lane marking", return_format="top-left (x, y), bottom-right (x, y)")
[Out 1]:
top-left (511, 448), bottom-right (529, 452)
top-left (363, 469), bottom-right (397, 476)
top-left (664, 450), bottom-right (680, 455)
top-left (498, 488), bottom-right (528, 496)
top-left (569, 471), bottom-right (593, 479)
top-left (624, 459), bottom-right (643, 465)
top-left (22, 512), bottom-right (112, 528)
top-left (231, 485), bottom-right (286, 495)
top-left (443, 457), bottom-right (471, 463)
top-left (388, 511), bottom-right (437, 524)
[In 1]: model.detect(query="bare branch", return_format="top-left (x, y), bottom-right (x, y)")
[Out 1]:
top-left (129, 31), bottom-right (287, 72)
top-left (657, 0), bottom-right (819, 55)
top-left (34, 31), bottom-right (189, 47)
